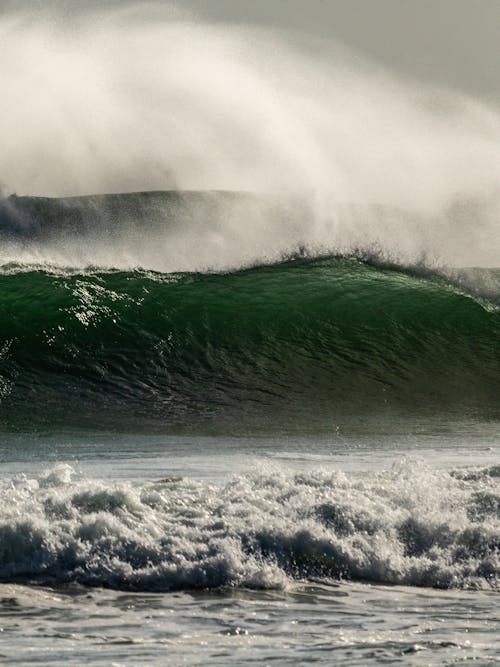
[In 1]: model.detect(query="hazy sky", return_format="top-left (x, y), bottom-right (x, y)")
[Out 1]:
top-left (183, 0), bottom-right (499, 103)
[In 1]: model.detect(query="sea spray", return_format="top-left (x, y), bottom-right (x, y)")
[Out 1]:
top-left (0, 5), bottom-right (499, 267)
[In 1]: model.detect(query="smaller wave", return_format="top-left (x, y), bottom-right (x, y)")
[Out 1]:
top-left (0, 191), bottom-right (314, 273)
top-left (0, 461), bottom-right (499, 591)
top-left (2, 190), bottom-right (499, 274)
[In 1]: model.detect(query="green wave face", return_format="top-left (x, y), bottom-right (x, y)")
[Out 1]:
top-left (1, 257), bottom-right (499, 433)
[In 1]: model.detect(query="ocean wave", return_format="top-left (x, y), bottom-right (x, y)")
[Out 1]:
top-left (0, 461), bottom-right (499, 591)
top-left (0, 253), bottom-right (499, 431)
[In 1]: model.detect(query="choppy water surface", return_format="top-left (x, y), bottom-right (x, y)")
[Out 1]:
top-left (1, 580), bottom-right (499, 666)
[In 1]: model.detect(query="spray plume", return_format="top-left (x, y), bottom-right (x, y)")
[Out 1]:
top-left (0, 3), bottom-right (499, 270)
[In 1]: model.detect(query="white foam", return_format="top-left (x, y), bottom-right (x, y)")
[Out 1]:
top-left (0, 461), bottom-right (498, 591)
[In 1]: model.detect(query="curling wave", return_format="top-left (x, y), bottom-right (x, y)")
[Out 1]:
top-left (0, 235), bottom-right (499, 432)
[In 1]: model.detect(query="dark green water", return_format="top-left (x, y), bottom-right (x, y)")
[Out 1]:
top-left (1, 255), bottom-right (499, 432)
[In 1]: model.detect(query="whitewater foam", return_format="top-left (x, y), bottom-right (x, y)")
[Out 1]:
top-left (0, 460), bottom-right (498, 591)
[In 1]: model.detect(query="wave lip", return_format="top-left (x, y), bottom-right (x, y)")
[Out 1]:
top-left (1, 462), bottom-right (499, 592)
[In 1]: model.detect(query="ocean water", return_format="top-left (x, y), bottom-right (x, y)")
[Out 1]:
top-left (1, 435), bottom-right (500, 666)
top-left (0, 191), bottom-right (500, 665)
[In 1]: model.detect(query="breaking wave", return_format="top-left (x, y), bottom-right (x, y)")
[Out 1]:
top-left (0, 211), bottom-right (499, 432)
top-left (1, 461), bottom-right (499, 591)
